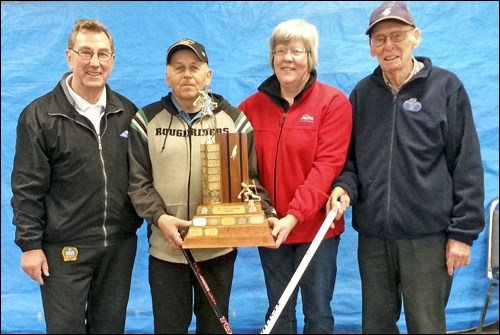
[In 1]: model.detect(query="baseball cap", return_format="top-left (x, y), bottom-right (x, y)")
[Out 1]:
top-left (365, 1), bottom-right (415, 36)
top-left (166, 38), bottom-right (208, 64)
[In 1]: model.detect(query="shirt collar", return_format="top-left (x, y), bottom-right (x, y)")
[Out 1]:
top-left (171, 94), bottom-right (202, 126)
top-left (66, 74), bottom-right (107, 112)
top-left (383, 56), bottom-right (423, 94)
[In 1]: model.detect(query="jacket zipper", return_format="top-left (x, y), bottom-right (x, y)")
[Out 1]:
top-left (273, 110), bottom-right (287, 206)
top-left (50, 112), bottom-right (110, 246)
top-left (386, 95), bottom-right (398, 235)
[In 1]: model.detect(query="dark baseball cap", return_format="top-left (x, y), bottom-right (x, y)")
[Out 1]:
top-left (166, 38), bottom-right (208, 64)
top-left (365, 1), bottom-right (415, 36)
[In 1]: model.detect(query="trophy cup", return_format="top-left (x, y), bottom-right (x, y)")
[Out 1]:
top-left (182, 89), bottom-right (275, 248)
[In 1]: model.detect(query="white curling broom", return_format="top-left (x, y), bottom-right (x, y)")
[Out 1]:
top-left (260, 202), bottom-right (340, 334)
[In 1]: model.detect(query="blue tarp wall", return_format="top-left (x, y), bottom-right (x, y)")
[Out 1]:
top-left (1, 1), bottom-right (498, 333)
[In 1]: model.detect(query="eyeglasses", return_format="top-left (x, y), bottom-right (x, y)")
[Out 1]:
top-left (370, 28), bottom-right (415, 47)
top-left (272, 47), bottom-right (308, 57)
top-left (71, 48), bottom-right (113, 62)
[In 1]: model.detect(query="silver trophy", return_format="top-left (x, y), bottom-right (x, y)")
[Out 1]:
top-left (195, 87), bottom-right (218, 144)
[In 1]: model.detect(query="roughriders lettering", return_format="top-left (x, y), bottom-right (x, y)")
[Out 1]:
top-left (155, 127), bottom-right (229, 137)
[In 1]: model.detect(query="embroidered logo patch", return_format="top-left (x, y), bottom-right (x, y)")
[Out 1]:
top-left (403, 98), bottom-right (422, 112)
top-left (61, 246), bottom-right (78, 262)
top-left (298, 114), bottom-right (314, 125)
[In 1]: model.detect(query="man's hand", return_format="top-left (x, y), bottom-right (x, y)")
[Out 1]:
top-left (21, 249), bottom-right (49, 285)
top-left (446, 239), bottom-right (471, 276)
top-left (157, 214), bottom-right (192, 249)
top-left (327, 186), bottom-right (351, 226)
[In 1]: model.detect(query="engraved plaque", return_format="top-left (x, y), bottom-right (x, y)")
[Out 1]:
top-left (182, 90), bottom-right (274, 248)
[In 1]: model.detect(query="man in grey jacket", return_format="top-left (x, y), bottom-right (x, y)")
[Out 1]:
top-left (127, 38), bottom-right (274, 334)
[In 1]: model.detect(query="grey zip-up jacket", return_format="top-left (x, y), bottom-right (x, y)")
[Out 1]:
top-left (128, 92), bottom-right (273, 263)
top-left (334, 57), bottom-right (484, 245)
top-left (12, 72), bottom-right (142, 252)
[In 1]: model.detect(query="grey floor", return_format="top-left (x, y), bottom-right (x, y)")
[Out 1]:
top-left (450, 321), bottom-right (499, 334)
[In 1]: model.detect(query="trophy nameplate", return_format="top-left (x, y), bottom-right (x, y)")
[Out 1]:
top-left (183, 133), bottom-right (275, 248)
top-left (182, 90), bottom-right (275, 248)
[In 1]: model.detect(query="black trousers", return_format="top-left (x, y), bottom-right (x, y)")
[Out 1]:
top-left (149, 249), bottom-right (237, 334)
top-left (41, 235), bottom-right (137, 334)
top-left (358, 234), bottom-right (452, 334)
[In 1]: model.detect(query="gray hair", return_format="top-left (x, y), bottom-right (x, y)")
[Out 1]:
top-left (268, 19), bottom-right (319, 71)
top-left (67, 19), bottom-right (114, 53)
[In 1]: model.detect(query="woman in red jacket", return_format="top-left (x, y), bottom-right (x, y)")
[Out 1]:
top-left (239, 18), bottom-right (352, 334)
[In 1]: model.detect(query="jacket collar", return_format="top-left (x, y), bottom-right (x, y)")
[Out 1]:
top-left (49, 72), bottom-right (124, 118)
top-left (257, 69), bottom-right (317, 111)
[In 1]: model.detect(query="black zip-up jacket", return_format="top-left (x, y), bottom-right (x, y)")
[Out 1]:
top-left (334, 57), bottom-right (484, 245)
top-left (11, 72), bottom-right (142, 252)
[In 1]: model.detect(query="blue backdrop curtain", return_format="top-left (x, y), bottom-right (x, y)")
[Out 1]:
top-left (2, 1), bottom-right (498, 333)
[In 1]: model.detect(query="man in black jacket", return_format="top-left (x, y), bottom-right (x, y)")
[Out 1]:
top-left (11, 19), bottom-right (142, 333)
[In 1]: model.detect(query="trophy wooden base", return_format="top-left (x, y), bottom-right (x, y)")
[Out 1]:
top-left (182, 202), bottom-right (275, 248)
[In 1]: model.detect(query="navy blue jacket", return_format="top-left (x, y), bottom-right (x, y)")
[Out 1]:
top-left (334, 57), bottom-right (484, 245)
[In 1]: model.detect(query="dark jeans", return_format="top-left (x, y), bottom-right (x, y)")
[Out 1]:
top-left (149, 249), bottom-right (237, 334)
top-left (358, 234), bottom-right (453, 334)
top-left (41, 235), bottom-right (138, 334)
top-left (259, 236), bottom-right (340, 334)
